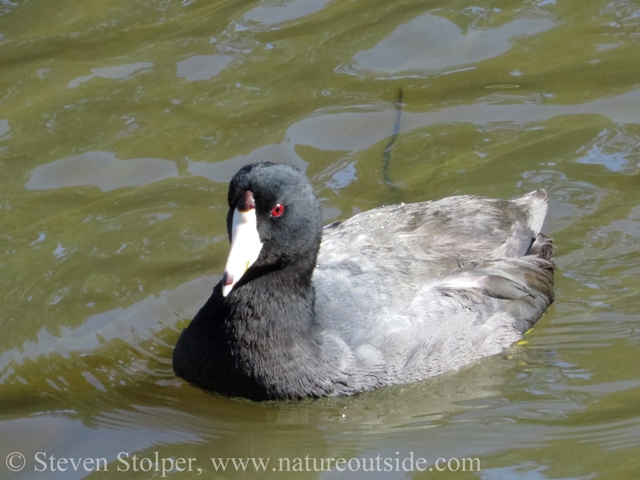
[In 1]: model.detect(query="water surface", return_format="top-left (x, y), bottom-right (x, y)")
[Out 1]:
top-left (1, 0), bottom-right (640, 478)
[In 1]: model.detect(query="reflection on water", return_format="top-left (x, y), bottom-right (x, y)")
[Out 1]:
top-left (577, 126), bottom-right (640, 173)
top-left (177, 55), bottom-right (234, 81)
top-left (26, 151), bottom-right (177, 191)
top-left (243, 0), bottom-right (333, 28)
top-left (2, 0), bottom-right (640, 478)
top-left (68, 62), bottom-right (155, 89)
top-left (351, 14), bottom-right (555, 76)
top-left (0, 118), bottom-right (9, 139)
top-left (288, 90), bottom-right (640, 155)
top-left (188, 143), bottom-right (307, 183)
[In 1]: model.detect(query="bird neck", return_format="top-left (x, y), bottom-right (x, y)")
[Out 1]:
top-left (221, 263), bottom-right (343, 399)
top-left (228, 263), bottom-right (319, 355)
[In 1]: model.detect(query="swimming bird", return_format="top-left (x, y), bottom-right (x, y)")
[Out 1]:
top-left (173, 162), bottom-right (554, 401)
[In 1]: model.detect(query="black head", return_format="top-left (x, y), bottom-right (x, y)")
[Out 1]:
top-left (226, 162), bottom-right (322, 273)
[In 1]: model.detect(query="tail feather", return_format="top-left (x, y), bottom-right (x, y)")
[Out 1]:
top-left (527, 233), bottom-right (554, 264)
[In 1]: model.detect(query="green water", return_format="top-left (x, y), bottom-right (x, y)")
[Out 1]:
top-left (1, 0), bottom-right (640, 478)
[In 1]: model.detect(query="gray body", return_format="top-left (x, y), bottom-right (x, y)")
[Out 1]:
top-left (314, 191), bottom-right (554, 390)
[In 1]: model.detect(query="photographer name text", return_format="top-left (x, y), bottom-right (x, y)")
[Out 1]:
top-left (5, 451), bottom-right (481, 476)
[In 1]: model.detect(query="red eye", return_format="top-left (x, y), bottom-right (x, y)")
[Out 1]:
top-left (271, 204), bottom-right (285, 217)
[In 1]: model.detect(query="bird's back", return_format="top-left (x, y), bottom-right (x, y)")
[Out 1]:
top-left (312, 190), bottom-right (554, 386)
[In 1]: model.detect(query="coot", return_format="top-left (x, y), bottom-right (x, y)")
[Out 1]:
top-left (173, 162), bottom-right (554, 400)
